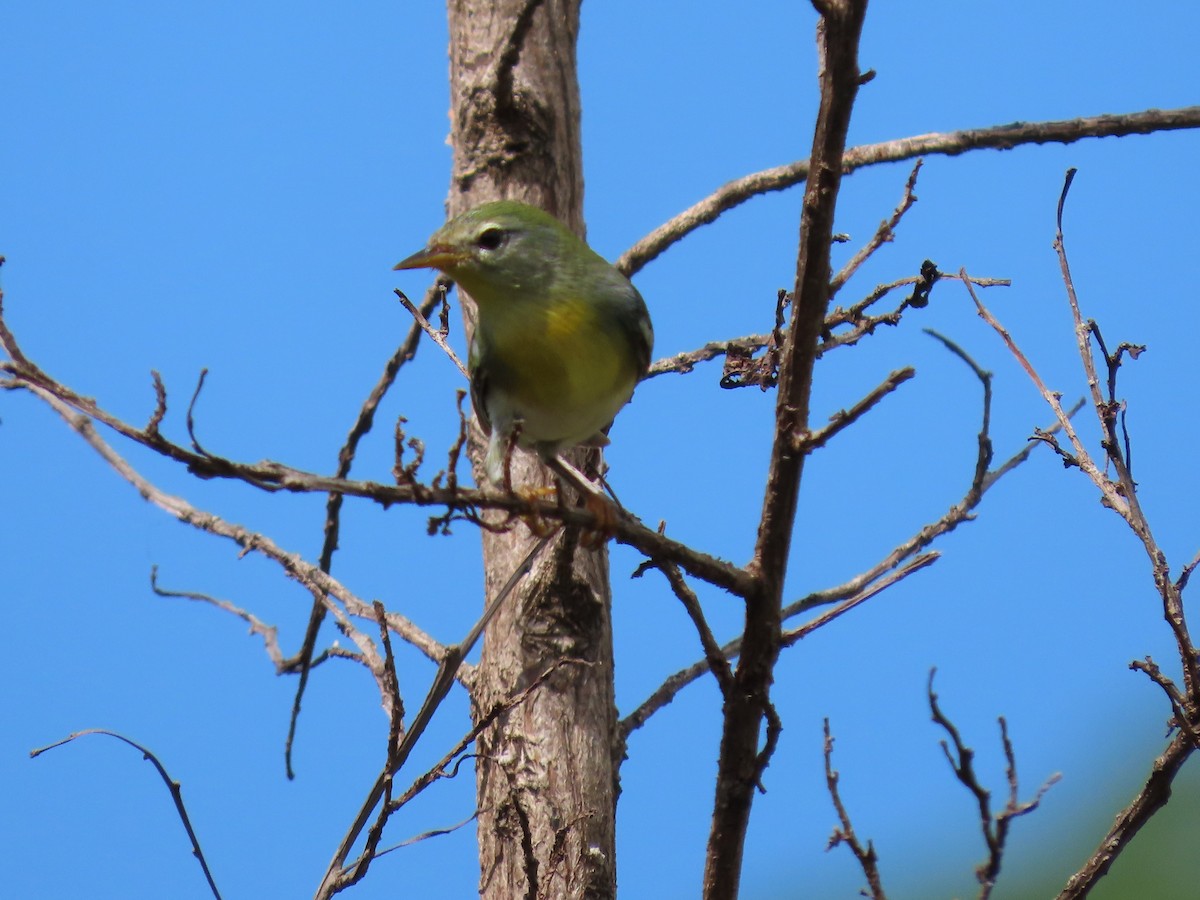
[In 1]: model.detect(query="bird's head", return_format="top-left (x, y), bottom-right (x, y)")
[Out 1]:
top-left (393, 200), bottom-right (580, 304)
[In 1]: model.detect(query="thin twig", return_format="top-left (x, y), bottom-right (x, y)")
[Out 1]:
top-left (185, 368), bottom-right (212, 456)
top-left (924, 329), bottom-right (992, 503)
top-left (646, 273), bottom-right (1008, 381)
top-left (30, 730), bottom-right (224, 900)
top-left (823, 719), bottom-right (886, 900)
top-left (829, 159), bottom-right (922, 295)
top-left (1047, 177), bottom-right (1198, 707)
top-left (0, 328), bottom-right (754, 598)
top-left (928, 670), bottom-right (1058, 899)
top-left (1176, 548), bottom-right (1200, 593)
top-left (635, 560), bottom-right (735, 696)
top-left (315, 531), bottom-right (553, 898)
top-left (782, 554), bottom-right (938, 647)
top-left (1128, 657), bottom-right (1200, 754)
top-left (396, 287), bottom-right (468, 377)
top-left (288, 279), bottom-right (450, 777)
top-left (375, 813), bottom-right (479, 855)
top-left (149, 567), bottom-right (351, 673)
top-left (794, 366), bottom-right (915, 454)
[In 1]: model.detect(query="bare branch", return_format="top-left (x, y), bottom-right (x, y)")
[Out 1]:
top-left (794, 366), bottom-right (915, 455)
top-left (316, 531), bottom-right (554, 897)
top-left (823, 719), bottom-right (886, 900)
top-left (646, 272), bottom-right (1009, 381)
top-left (647, 332), bottom-right (772, 380)
top-left (185, 368), bottom-right (215, 457)
top-left (704, 6), bottom-right (870, 894)
top-left (783, 553), bottom-right (938, 648)
top-left (829, 159), bottom-right (922, 296)
top-left (396, 287), bottom-right (469, 378)
top-left (375, 813), bottom-right (479, 855)
top-left (923, 329), bottom-right (993, 503)
top-left (1058, 731), bottom-right (1195, 899)
top-left (31, 730), bottom-right (224, 900)
top-left (288, 279), bottom-right (451, 778)
top-left (1129, 657), bottom-right (1199, 754)
top-left (1054, 173), bottom-right (1199, 701)
top-left (149, 567), bottom-right (357, 674)
top-left (618, 106), bottom-right (1200, 276)
top-left (1176, 548), bottom-right (1200, 593)
top-left (1, 321), bottom-right (754, 599)
top-left (928, 671), bottom-right (1058, 899)
top-left (634, 560), bottom-right (735, 697)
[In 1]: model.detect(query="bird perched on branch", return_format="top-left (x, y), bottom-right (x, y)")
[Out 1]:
top-left (394, 200), bottom-right (653, 488)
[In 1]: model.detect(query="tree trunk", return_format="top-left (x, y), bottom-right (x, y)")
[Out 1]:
top-left (445, 3), bottom-right (618, 898)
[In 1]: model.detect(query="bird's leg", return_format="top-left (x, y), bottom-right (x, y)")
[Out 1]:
top-left (500, 423), bottom-right (521, 495)
top-left (495, 422), bottom-right (561, 536)
top-left (543, 453), bottom-right (622, 544)
top-left (543, 453), bottom-right (606, 503)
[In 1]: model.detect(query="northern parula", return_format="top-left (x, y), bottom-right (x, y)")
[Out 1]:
top-left (394, 200), bottom-right (654, 485)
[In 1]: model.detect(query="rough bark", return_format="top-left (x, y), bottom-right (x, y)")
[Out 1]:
top-left (445, 3), bottom-right (618, 898)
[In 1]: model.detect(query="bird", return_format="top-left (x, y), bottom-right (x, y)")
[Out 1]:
top-left (393, 200), bottom-right (653, 488)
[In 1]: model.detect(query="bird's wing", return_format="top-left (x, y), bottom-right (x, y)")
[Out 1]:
top-left (467, 330), bottom-right (493, 436)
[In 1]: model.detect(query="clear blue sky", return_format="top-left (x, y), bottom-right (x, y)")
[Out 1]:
top-left (4, 2), bottom-right (1199, 898)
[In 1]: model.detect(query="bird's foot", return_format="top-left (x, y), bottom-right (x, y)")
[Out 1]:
top-left (516, 485), bottom-right (559, 537)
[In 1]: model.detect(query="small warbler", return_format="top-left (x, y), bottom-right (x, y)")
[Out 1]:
top-left (394, 200), bottom-right (654, 486)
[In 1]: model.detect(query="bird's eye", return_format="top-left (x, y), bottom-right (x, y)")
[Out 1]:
top-left (476, 227), bottom-right (506, 251)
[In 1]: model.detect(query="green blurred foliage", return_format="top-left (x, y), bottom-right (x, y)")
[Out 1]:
top-left (1000, 761), bottom-right (1199, 900)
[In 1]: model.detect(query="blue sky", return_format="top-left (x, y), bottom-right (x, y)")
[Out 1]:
top-left (3, 2), bottom-right (1200, 898)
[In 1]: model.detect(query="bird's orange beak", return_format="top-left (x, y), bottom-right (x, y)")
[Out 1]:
top-left (392, 243), bottom-right (466, 272)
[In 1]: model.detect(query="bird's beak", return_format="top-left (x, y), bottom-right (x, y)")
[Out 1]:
top-left (393, 243), bottom-right (465, 272)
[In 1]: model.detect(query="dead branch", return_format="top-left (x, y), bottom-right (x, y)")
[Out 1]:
top-left (829, 159), bottom-right (922, 296)
top-left (0, 304), bottom-right (753, 600)
top-left (633, 559), bottom-right (735, 697)
top-left (618, 106), bottom-right (1200, 277)
top-left (971, 170), bottom-right (1199, 895)
top-left (621, 350), bottom-right (1075, 741)
top-left (794, 366), bottom-right (915, 455)
top-left (782, 553), bottom-right (938, 647)
top-left (1057, 731), bottom-right (1195, 899)
top-left (149, 567), bottom-right (356, 674)
top-left (646, 272), bottom-right (1008, 381)
top-left (702, 6), bottom-right (870, 893)
top-left (31, 729), bottom-right (224, 900)
top-left (823, 719), bottom-right (886, 900)
top-left (288, 279), bottom-right (448, 773)
top-left (396, 286), bottom-right (468, 377)
top-left (316, 531), bottom-right (553, 897)
top-left (928, 671), bottom-right (1059, 899)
